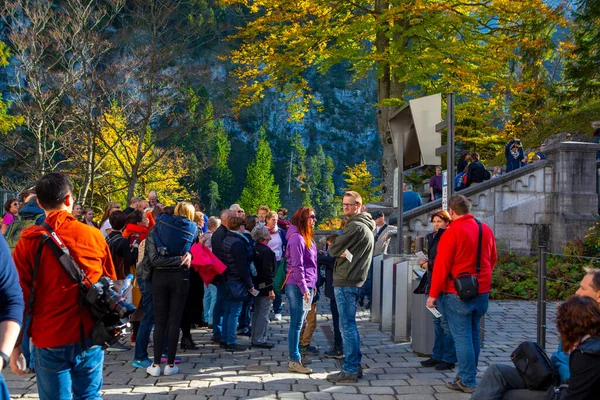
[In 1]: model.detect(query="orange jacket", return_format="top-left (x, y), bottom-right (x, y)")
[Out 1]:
top-left (429, 214), bottom-right (497, 299)
top-left (13, 210), bottom-right (116, 348)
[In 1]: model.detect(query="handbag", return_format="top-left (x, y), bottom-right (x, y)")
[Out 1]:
top-left (226, 280), bottom-right (250, 301)
top-left (511, 341), bottom-right (559, 391)
top-left (453, 219), bottom-right (482, 301)
top-left (273, 258), bottom-right (290, 295)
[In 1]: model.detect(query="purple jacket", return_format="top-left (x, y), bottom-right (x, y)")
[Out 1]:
top-left (285, 224), bottom-right (318, 294)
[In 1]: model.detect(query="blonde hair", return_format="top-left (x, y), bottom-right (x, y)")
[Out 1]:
top-left (344, 191), bottom-right (363, 204)
top-left (194, 211), bottom-right (205, 224)
top-left (266, 211), bottom-right (278, 220)
top-left (174, 202), bottom-right (195, 221)
top-left (257, 205), bottom-right (270, 213)
top-left (207, 216), bottom-right (221, 230)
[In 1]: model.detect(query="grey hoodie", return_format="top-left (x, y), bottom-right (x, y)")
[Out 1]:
top-left (328, 212), bottom-right (376, 287)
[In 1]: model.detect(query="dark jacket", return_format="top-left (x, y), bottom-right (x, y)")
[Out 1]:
top-left (0, 234), bottom-right (23, 326)
top-left (467, 160), bottom-right (487, 185)
top-left (137, 231), bottom-right (184, 281)
top-left (329, 212), bottom-right (376, 287)
top-left (567, 336), bottom-right (600, 400)
top-left (253, 242), bottom-right (276, 296)
top-left (221, 231), bottom-right (253, 290)
top-left (424, 228), bottom-right (446, 294)
top-left (318, 250), bottom-right (336, 299)
top-left (106, 231), bottom-right (138, 279)
top-left (211, 224), bottom-right (228, 263)
top-left (18, 201), bottom-right (46, 225)
top-left (457, 158), bottom-right (469, 174)
top-left (505, 140), bottom-right (525, 173)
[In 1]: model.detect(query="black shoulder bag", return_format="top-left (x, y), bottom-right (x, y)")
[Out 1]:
top-left (453, 219), bottom-right (482, 301)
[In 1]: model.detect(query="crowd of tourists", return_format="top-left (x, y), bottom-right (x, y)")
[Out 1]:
top-left (0, 172), bottom-right (599, 399)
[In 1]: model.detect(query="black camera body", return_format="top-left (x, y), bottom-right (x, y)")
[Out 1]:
top-left (83, 276), bottom-right (136, 349)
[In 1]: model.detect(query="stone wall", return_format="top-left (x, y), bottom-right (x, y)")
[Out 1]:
top-left (382, 142), bottom-right (600, 255)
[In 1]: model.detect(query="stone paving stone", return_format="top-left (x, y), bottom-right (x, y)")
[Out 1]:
top-left (4, 300), bottom-right (560, 399)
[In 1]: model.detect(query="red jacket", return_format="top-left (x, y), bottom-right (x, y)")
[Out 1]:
top-left (13, 210), bottom-right (116, 348)
top-left (429, 214), bottom-right (497, 299)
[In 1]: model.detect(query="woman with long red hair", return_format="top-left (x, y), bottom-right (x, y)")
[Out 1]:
top-left (284, 206), bottom-right (318, 374)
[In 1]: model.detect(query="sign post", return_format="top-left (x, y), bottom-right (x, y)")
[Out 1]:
top-left (442, 170), bottom-right (448, 211)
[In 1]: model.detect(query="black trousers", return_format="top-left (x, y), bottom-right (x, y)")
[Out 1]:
top-left (152, 268), bottom-right (190, 365)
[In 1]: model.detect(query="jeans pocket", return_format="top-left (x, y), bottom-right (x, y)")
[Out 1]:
top-left (450, 294), bottom-right (473, 316)
top-left (37, 346), bottom-right (68, 373)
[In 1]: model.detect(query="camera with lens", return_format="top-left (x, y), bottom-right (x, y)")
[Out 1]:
top-left (157, 246), bottom-right (169, 256)
top-left (84, 276), bottom-right (136, 348)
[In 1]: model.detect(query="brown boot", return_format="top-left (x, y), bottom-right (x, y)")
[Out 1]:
top-left (288, 361), bottom-right (312, 374)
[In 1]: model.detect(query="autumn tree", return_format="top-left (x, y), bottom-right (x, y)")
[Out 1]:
top-left (238, 127), bottom-right (281, 213)
top-left (220, 0), bottom-right (566, 202)
top-left (0, 42), bottom-right (23, 136)
top-left (342, 160), bottom-right (382, 205)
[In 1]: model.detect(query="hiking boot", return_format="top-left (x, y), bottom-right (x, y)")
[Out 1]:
top-left (435, 361), bottom-right (455, 371)
top-left (288, 361), bottom-right (312, 374)
top-left (324, 348), bottom-right (344, 359)
top-left (300, 344), bottom-right (319, 355)
top-left (446, 379), bottom-right (474, 393)
top-left (420, 358), bottom-right (440, 367)
top-left (326, 371), bottom-right (358, 384)
top-left (225, 343), bottom-right (248, 352)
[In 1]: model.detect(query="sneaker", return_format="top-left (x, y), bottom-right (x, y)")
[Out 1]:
top-left (288, 361), bottom-right (312, 374)
top-left (160, 355), bottom-right (182, 364)
top-left (300, 344), bottom-right (319, 355)
top-left (106, 342), bottom-right (130, 352)
top-left (420, 358), bottom-right (440, 367)
top-left (326, 371), bottom-right (358, 384)
top-left (446, 379), bottom-right (474, 393)
top-left (146, 364), bottom-right (161, 377)
top-left (435, 361), bottom-right (456, 371)
top-left (251, 342), bottom-right (275, 349)
top-left (132, 359), bottom-right (152, 369)
top-left (226, 343), bottom-right (248, 352)
top-left (164, 364), bottom-right (179, 376)
top-left (272, 314), bottom-right (282, 321)
top-left (324, 348), bottom-right (344, 359)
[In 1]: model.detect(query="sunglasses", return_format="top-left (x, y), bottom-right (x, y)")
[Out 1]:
top-left (309, 215), bottom-right (317, 220)
top-left (237, 210), bottom-right (244, 214)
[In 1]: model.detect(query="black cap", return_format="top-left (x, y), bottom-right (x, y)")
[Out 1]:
top-left (371, 211), bottom-right (384, 220)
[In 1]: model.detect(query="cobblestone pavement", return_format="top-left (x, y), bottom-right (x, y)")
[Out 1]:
top-left (4, 300), bottom-right (559, 399)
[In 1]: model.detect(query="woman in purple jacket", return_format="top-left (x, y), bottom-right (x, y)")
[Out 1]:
top-left (285, 206), bottom-right (318, 374)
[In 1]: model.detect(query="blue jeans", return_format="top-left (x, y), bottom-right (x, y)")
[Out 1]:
top-left (0, 372), bottom-right (10, 399)
top-left (212, 282), bottom-right (226, 339)
top-left (286, 284), bottom-right (312, 362)
top-left (203, 284), bottom-right (217, 324)
top-left (35, 338), bottom-right (103, 400)
top-left (238, 299), bottom-right (252, 330)
top-left (134, 276), bottom-right (154, 361)
top-left (431, 307), bottom-right (457, 364)
top-left (222, 298), bottom-right (244, 345)
top-left (335, 286), bottom-right (362, 374)
top-left (273, 293), bottom-right (283, 315)
top-left (438, 292), bottom-right (489, 388)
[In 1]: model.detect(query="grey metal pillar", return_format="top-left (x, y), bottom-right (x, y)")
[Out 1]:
top-left (380, 256), bottom-right (399, 332)
top-left (370, 254), bottom-right (384, 323)
top-left (391, 257), bottom-right (416, 342)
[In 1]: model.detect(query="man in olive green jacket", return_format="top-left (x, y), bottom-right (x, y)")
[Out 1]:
top-left (327, 191), bottom-right (375, 384)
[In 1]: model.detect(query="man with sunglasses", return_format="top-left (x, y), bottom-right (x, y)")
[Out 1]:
top-left (327, 191), bottom-right (375, 383)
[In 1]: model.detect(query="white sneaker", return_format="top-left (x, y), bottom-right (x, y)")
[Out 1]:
top-left (273, 313), bottom-right (282, 321)
top-left (146, 364), bottom-right (161, 377)
top-left (164, 364), bottom-right (179, 376)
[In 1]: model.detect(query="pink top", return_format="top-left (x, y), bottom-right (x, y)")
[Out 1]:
top-left (2, 213), bottom-right (15, 226)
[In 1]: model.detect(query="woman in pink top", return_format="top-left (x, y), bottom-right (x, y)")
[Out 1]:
top-left (1, 198), bottom-right (19, 235)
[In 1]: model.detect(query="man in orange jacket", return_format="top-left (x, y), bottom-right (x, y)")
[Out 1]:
top-left (427, 194), bottom-right (497, 394)
top-left (10, 172), bottom-right (116, 400)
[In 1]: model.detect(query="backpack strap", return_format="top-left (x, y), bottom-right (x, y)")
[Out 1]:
top-left (475, 219), bottom-right (483, 276)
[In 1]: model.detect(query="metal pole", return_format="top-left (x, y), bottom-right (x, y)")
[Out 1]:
top-left (537, 246), bottom-right (547, 350)
top-left (447, 93), bottom-right (455, 198)
top-left (395, 123), bottom-right (405, 255)
top-left (415, 237), bottom-right (424, 252)
top-left (403, 236), bottom-right (412, 254)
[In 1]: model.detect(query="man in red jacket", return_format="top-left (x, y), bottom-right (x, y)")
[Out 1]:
top-left (426, 194), bottom-right (497, 393)
top-left (10, 172), bottom-right (116, 400)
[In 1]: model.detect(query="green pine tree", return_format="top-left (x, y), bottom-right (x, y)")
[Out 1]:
top-left (213, 121), bottom-right (233, 206)
top-left (207, 180), bottom-right (220, 215)
top-left (306, 145), bottom-right (336, 221)
top-left (284, 133), bottom-right (310, 209)
top-left (238, 127), bottom-right (281, 213)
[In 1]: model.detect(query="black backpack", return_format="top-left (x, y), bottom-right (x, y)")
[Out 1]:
top-left (511, 341), bottom-right (559, 391)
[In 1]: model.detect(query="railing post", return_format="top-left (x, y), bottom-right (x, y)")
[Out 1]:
top-left (415, 237), bottom-right (424, 253)
top-left (403, 236), bottom-right (412, 254)
top-left (537, 246), bottom-right (547, 350)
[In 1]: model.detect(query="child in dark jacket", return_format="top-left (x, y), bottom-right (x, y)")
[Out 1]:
top-left (250, 226), bottom-right (276, 348)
